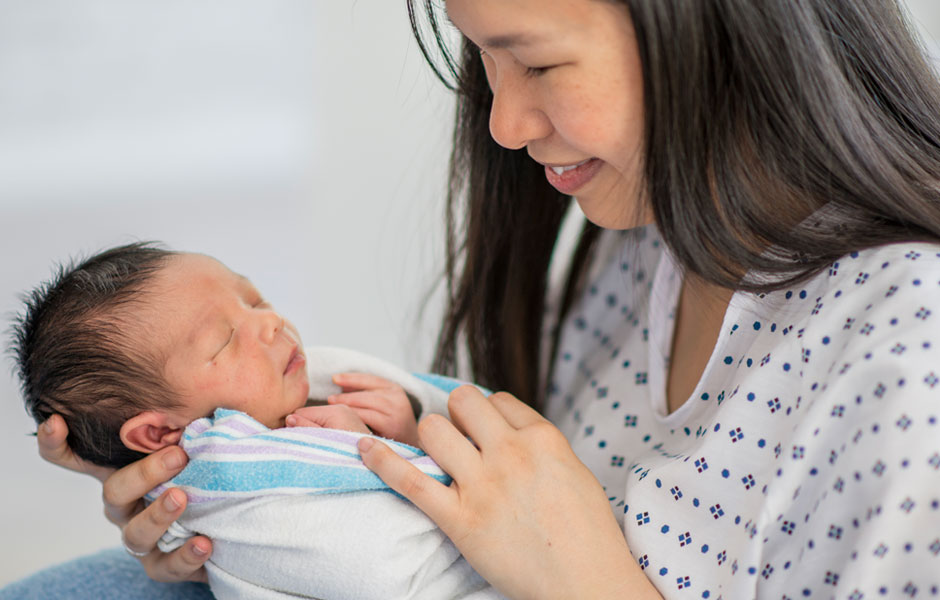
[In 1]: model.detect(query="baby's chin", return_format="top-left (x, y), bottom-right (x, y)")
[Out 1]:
top-left (280, 381), bottom-right (312, 424)
top-left (297, 377), bottom-right (311, 409)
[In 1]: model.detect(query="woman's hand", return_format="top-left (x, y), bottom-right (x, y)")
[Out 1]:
top-left (37, 414), bottom-right (212, 583)
top-left (357, 386), bottom-right (660, 600)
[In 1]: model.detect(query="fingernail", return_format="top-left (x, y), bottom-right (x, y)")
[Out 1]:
top-left (164, 490), bottom-right (182, 511)
top-left (191, 543), bottom-right (207, 557)
top-left (358, 437), bottom-right (375, 453)
top-left (163, 449), bottom-right (184, 470)
top-left (42, 419), bottom-right (54, 435)
top-left (286, 415), bottom-right (297, 426)
top-left (326, 395), bottom-right (335, 403)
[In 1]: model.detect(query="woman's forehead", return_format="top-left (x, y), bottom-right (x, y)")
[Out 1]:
top-left (445, 0), bottom-right (594, 46)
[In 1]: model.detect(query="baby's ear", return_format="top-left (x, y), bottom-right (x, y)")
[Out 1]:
top-left (120, 411), bottom-right (185, 454)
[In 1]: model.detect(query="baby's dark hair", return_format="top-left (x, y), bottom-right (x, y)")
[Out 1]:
top-left (9, 242), bottom-right (182, 468)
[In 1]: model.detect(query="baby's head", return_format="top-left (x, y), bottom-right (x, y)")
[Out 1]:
top-left (11, 242), bottom-right (309, 468)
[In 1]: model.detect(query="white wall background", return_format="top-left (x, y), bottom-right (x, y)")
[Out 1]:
top-left (907, 0), bottom-right (940, 51)
top-left (1, 0), bottom-right (939, 589)
top-left (0, 0), bottom-right (453, 586)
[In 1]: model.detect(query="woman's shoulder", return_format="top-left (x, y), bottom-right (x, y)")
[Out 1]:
top-left (813, 241), bottom-right (940, 324)
top-left (787, 240), bottom-right (940, 383)
top-left (831, 241), bottom-right (940, 282)
top-left (783, 240), bottom-right (940, 316)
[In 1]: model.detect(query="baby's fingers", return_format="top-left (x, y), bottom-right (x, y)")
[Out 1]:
top-left (285, 414), bottom-right (323, 428)
top-left (328, 391), bottom-right (394, 412)
top-left (332, 372), bottom-right (398, 392)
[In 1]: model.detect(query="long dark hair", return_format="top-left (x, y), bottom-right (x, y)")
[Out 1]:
top-left (409, 0), bottom-right (940, 410)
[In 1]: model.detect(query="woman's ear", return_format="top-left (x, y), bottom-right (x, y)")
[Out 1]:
top-left (120, 411), bottom-right (185, 454)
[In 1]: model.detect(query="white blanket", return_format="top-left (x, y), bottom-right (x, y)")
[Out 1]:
top-left (148, 346), bottom-right (502, 600)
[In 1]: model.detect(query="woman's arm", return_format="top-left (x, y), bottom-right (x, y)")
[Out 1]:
top-left (358, 386), bottom-right (663, 600)
top-left (36, 414), bottom-right (212, 583)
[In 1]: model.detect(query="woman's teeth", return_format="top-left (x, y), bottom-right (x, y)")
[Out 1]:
top-left (550, 159), bottom-right (592, 175)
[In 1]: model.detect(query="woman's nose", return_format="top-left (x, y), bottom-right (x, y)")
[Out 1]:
top-left (488, 75), bottom-right (552, 151)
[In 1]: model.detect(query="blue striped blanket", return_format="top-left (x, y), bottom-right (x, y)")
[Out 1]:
top-left (146, 407), bottom-right (452, 504)
top-left (140, 348), bottom-right (501, 599)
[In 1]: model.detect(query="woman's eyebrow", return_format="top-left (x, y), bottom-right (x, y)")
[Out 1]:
top-left (442, 10), bottom-right (546, 50)
top-left (480, 32), bottom-right (546, 50)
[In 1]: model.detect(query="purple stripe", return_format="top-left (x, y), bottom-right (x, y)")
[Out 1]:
top-left (187, 420), bottom-right (211, 435)
top-left (216, 418), bottom-right (266, 435)
top-left (184, 443), bottom-right (443, 475)
top-left (187, 443), bottom-right (363, 466)
top-left (262, 428), bottom-right (423, 459)
top-left (285, 427), bottom-right (363, 445)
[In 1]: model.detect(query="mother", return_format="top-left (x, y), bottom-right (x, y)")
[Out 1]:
top-left (8, 0), bottom-right (940, 597)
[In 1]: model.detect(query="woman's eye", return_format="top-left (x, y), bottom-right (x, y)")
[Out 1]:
top-left (524, 65), bottom-right (551, 77)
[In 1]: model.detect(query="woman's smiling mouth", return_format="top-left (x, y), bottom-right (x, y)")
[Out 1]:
top-left (542, 158), bottom-right (602, 195)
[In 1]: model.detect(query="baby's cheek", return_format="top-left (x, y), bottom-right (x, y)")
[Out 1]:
top-left (196, 369), bottom-right (250, 397)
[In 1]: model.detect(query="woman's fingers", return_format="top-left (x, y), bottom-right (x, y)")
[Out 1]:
top-left (447, 385), bottom-right (514, 447)
top-left (142, 535), bottom-right (212, 583)
top-left (357, 436), bottom-right (458, 527)
top-left (120, 487), bottom-right (187, 554)
top-left (487, 391), bottom-right (550, 429)
top-left (122, 488), bottom-right (210, 584)
top-left (415, 413), bottom-right (482, 479)
top-left (102, 446), bottom-right (188, 526)
top-left (37, 415), bottom-right (114, 482)
top-left (37, 414), bottom-right (210, 584)
top-left (122, 486), bottom-right (213, 584)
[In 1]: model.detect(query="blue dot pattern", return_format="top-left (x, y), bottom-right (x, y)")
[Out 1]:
top-left (544, 227), bottom-right (940, 598)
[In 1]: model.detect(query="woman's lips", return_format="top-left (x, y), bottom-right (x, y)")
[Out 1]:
top-left (284, 347), bottom-right (306, 375)
top-left (543, 158), bottom-right (602, 195)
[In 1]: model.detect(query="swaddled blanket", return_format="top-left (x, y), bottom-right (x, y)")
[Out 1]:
top-left (147, 346), bottom-right (502, 600)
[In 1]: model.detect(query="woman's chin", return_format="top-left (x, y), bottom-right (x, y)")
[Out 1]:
top-left (576, 197), bottom-right (650, 230)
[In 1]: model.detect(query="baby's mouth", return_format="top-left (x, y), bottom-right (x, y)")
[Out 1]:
top-left (284, 346), bottom-right (305, 375)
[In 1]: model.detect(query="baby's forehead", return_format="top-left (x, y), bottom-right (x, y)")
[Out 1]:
top-left (169, 252), bottom-right (252, 287)
top-left (140, 253), bottom-right (257, 343)
top-left (144, 253), bottom-right (258, 320)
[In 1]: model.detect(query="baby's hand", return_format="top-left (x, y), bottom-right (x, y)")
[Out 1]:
top-left (286, 405), bottom-right (371, 434)
top-left (327, 373), bottom-right (420, 447)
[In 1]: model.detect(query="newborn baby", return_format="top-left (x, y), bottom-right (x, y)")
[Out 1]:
top-left (11, 242), bottom-right (501, 600)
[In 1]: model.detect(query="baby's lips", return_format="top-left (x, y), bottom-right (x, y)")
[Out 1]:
top-left (284, 345), bottom-right (306, 375)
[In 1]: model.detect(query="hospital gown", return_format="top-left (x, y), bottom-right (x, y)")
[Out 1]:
top-left (546, 226), bottom-right (940, 598)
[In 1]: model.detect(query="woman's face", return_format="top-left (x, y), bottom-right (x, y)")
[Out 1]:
top-left (446, 0), bottom-right (647, 229)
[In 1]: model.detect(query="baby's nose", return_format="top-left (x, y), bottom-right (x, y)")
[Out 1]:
top-left (258, 309), bottom-right (283, 344)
